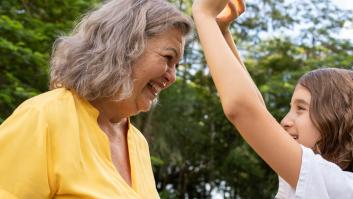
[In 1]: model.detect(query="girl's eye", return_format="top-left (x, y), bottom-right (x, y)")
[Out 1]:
top-left (297, 106), bottom-right (306, 111)
top-left (175, 63), bottom-right (179, 69)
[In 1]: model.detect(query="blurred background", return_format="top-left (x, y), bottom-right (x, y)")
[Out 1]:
top-left (0, 0), bottom-right (352, 198)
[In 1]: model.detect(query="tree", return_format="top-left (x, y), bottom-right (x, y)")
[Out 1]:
top-left (0, 0), bottom-right (99, 122)
top-left (1, 0), bottom-right (352, 198)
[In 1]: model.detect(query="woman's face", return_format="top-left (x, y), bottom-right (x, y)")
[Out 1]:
top-left (122, 28), bottom-right (185, 115)
top-left (281, 84), bottom-right (321, 149)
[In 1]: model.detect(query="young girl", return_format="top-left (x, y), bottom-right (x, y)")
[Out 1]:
top-left (192, 0), bottom-right (353, 198)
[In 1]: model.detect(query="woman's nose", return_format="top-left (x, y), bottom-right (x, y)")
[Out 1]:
top-left (163, 67), bottom-right (176, 87)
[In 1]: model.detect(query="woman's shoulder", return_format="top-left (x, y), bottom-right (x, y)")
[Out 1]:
top-left (5, 88), bottom-right (79, 125)
top-left (19, 88), bottom-right (75, 110)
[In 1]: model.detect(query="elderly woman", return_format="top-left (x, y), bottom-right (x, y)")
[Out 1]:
top-left (0, 0), bottom-right (192, 198)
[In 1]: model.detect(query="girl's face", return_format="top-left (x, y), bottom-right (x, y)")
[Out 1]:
top-left (281, 84), bottom-right (321, 149)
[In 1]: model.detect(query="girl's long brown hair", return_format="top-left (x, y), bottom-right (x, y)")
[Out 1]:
top-left (299, 68), bottom-right (353, 171)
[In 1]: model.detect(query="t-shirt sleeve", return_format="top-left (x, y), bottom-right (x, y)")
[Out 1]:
top-left (0, 105), bottom-right (53, 198)
top-left (276, 145), bottom-right (353, 199)
top-left (275, 176), bottom-right (296, 199)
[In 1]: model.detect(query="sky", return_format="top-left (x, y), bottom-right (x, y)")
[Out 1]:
top-left (332, 0), bottom-right (353, 10)
top-left (247, 0), bottom-right (353, 42)
top-left (332, 0), bottom-right (353, 40)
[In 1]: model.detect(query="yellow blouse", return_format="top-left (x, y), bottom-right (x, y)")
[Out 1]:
top-left (0, 88), bottom-right (160, 199)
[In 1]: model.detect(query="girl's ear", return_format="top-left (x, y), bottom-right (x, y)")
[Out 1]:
top-left (313, 141), bottom-right (322, 154)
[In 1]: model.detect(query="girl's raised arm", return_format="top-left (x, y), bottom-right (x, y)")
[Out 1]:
top-left (192, 0), bottom-right (302, 188)
top-left (216, 1), bottom-right (265, 105)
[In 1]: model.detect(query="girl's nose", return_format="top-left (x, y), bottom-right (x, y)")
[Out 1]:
top-left (280, 113), bottom-right (294, 130)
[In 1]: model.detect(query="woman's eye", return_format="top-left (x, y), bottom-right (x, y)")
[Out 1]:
top-left (164, 55), bottom-right (173, 61)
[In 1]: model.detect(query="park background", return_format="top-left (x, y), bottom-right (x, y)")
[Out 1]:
top-left (0, 0), bottom-right (352, 198)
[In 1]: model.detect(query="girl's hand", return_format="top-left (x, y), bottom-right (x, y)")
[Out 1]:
top-left (216, 0), bottom-right (246, 33)
top-left (192, 0), bottom-right (228, 18)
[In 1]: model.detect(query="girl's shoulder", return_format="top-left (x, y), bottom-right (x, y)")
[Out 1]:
top-left (276, 146), bottom-right (353, 199)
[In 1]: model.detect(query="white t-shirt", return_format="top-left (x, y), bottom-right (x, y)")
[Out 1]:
top-left (275, 146), bottom-right (353, 199)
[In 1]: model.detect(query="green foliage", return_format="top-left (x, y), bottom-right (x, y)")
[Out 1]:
top-left (1, 0), bottom-right (353, 198)
top-left (0, 0), bottom-right (99, 121)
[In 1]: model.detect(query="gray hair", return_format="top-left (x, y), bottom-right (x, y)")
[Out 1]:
top-left (50, 0), bottom-right (192, 101)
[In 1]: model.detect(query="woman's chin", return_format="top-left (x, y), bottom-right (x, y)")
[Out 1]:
top-left (137, 99), bottom-right (153, 113)
top-left (143, 98), bottom-right (160, 112)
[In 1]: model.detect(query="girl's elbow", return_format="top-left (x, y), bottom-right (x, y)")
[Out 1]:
top-left (222, 98), bottom-right (260, 124)
top-left (224, 109), bottom-right (238, 124)
top-left (222, 100), bottom-right (242, 123)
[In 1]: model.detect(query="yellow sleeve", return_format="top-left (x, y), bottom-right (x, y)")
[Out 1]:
top-left (0, 190), bottom-right (17, 199)
top-left (0, 105), bottom-right (53, 198)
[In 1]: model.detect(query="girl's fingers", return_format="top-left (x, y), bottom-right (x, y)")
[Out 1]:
top-left (233, 0), bottom-right (245, 16)
top-left (227, 1), bottom-right (237, 17)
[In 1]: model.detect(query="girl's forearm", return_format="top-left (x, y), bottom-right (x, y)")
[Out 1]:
top-left (222, 30), bottom-right (244, 66)
top-left (222, 30), bottom-right (265, 105)
top-left (193, 12), bottom-right (260, 117)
